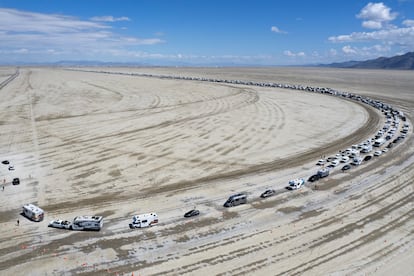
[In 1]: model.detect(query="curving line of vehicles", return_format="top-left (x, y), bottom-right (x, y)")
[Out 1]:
top-left (17, 70), bottom-right (411, 232)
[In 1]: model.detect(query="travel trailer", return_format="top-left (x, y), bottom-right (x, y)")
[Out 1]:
top-left (129, 213), bottom-right (158, 228)
top-left (22, 204), bottom-right (44, 222)
top-left (223, 193), bottom-right (247, 207)
top-left (71, 215), bottom-right (103, 231)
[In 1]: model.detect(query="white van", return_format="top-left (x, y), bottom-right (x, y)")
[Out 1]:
top-left (22, 204), bottom-right (44, 222)
top-left (130, 213), bottom-right (158, 228)
top-left (71, 215), bottom-right (103, 231)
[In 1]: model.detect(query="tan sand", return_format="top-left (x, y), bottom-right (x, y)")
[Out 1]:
top-left (0, 67), bottom-right (412, 275)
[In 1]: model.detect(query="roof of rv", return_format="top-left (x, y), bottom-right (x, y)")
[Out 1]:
top-left (133, 213), bottom-right (158, 218)
top-left (23, 204), bottom-right (44, 213)
top-left (73, 215), bottom-right (103, 221)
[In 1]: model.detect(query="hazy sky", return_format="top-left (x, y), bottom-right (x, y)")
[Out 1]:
top-left (1, 0), bottom-right (414, 65)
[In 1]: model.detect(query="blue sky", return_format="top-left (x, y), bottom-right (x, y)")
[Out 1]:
top-left (1, 0), bottom-right (414, 65)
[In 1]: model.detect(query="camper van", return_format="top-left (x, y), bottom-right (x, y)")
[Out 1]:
top-left (71, 215), bottom-right (103, 231)
top-left (22, 204), bottom-right (44, 222)
top-left (223, 193), bottom-right (247, 207)
top-left (129, 213), bottom-right (158, 228)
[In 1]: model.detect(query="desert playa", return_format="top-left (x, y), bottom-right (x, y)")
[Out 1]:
top-left (0, 67), bottom-right (413, 275)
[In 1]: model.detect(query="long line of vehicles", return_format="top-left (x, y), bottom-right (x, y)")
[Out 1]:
top-left (15, 72), bottom-right (410, 233)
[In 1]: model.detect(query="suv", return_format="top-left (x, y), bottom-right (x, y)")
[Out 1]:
top-left (12, 178), bottom-right (20, 185)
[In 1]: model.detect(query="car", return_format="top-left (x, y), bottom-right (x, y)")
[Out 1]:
top-left (363, 155), bottom-right (373, 162)
top-left (184, 209), bottom-right (200, 218)
top-left (341, 164), bottom-right (351, 171)
top-left (331, 160), bottom-right (340, 167)
top-left (48, 219), bottom-right (72, 229)
top-left (12, 178), bottom-right (20, 185)
top-left (260, 189), bottom-right (276, 198)
top-left (341, 156), bottom-right (349, 163)
top-left (374, 150), bottom-right (382, 156)
top-left (386, 143), bottom-right (393, 149)
top-left (308, 174), bottom-right (320, 182)
top-left (316, 159), bottom-right (325, 166)
top-left (382, 148), bottom-right (389, 153)
top-left (1, 160), bottom-right (9, 165)
top-left (8, 165), bottom-right (14, 171)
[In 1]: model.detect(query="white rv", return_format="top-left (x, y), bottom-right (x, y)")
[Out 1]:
top-left (71, 215), bottom-right (103, 231)
top-left (129, 213), bottom-right (158, 228)
top-left (22, 204), bottom-right (44, 222)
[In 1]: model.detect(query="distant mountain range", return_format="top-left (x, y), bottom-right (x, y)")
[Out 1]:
top-left (320, 52), bottom-right (414, 70)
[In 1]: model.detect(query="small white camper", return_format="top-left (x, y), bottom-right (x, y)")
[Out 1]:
top-left (22, 204), bottom-right (44, 222)
top-left (71, 215), bottom-right (103, 231)
top-left (287, 178), bottom-right (305, 190)
top-left (130, 213), bottom-right (158, 228)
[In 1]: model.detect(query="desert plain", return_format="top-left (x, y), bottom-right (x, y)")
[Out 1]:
top-left (0, 66), bottom-right (413, 275)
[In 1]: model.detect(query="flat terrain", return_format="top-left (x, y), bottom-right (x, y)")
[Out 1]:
top-left (0, 67), bottom-right (413, 275)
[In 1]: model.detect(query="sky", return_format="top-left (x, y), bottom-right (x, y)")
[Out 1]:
top-left (0, 0), bottom-right (414, 66)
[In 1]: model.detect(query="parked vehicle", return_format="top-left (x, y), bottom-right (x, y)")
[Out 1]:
top-left (363, 155), bottom-right (373, 162)
top-left (308, 174), bottom-right (320, 182)
top-left (71, 215), bottom-right (103, 231)
top-left (316, 159), bottom-right (325, 166)
top-left (8, 165), bottom-right (14, 171)
top-left (341, 156), bottom-right (349, 163)
top-left (373, 138), bottom-right (386, 147)
top-left (260, 189), bottom-right (276, 198)
top-left (129, 213), bottom-right (158, 228)
top-left (317, 168), bottom-right (330, 178)
top-left (184, 209), bottom-right (200, 218)
top-left (1, 160), bottom-right (9, 165)
top-left (361, 145), bottom-right (372, 153)
top-left (351, 157), bottom-right (363, 166)
top-left (330, 160), bottom-right (340, 167)
top-left (223, 193), bottom-right (247, 207)
top-left (341, 164), bottom-right (351, 171)
top-left (48, 219), bottom-right (72, 229)
top-left (12, 177), bottom-right (20, 185)
top-left (22, 204), bottom-right (44, 222)
top-left (374, 150), bottom-right (382, 156)
top-left (287, 178), bottom-right (305, 190)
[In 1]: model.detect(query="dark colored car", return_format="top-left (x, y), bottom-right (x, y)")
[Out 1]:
top-left (363, 155), bottom-right (372, 162)
top-left (341, 164), bottom-right (351, 171)
top-left (12, 178), bottom-right (20, 185)
top-left (184, 209), bottom-right (200, 218)
top-left (308, 174), bottom-right (320, 182)
top-left (260, 189), bottom-right (276, 198)
top-left (387, 143), bottom-right (394, 149)
top-left (1, 160), bottom-right (9, 165)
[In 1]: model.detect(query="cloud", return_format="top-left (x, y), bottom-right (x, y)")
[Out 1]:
top-left (341, 44), bottom-right (390, 56)
top-left (356, 2), bottom-right (397, 29)
top-left (328, 26), bottom-right (414, 46)
top-left (90, 16), bottom-right (130, 22)
top-left (0, 8), bottom-right (162, 62)
top-left (283, 50), bottom-right (305, 57)
top-left (271, 26), bottom-right (287, 34)
top-left (403, 19), bottom-right (414, 27)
